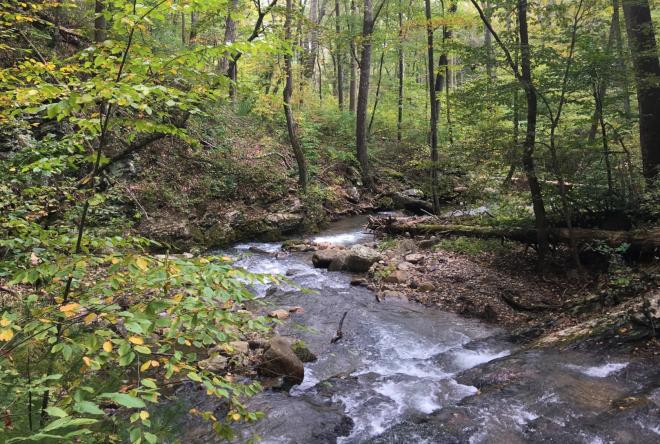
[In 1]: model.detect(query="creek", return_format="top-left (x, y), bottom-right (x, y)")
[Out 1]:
top-left (174, 215), bottom-right (660, 443)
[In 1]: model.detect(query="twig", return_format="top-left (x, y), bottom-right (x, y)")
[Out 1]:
top-left (330, 311), bottom-right (348, 344)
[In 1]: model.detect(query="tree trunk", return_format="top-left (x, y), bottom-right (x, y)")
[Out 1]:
top-left (622, 0), bottom-right (660, 182)
top-left (613, 0), bottom-right (632, 118)
top-left (335, 0), bottom-right (344, 110)
top-left (368, 47), bottom-right (386, 135)
top-left (397, 0), bottom-right (404, 143)
top-left (94, 1), bottom-right (106, 44)
top-left (356, 0), bottom-right (377, 188)
top-left (518, 0), bottom-right (549, 264)
top-left (304, 0), bottom-right (320, 79)
top-left (349, 0), bottom-right (357, 113)
top-left (189, 11), bottom-right (198, 44)
top-left (368, 218), bottom-right (660, 250)
top-left (484, 0), bottom-right (494, 80)
top-left (284, 0), bottom-right (308, 192)
top-left (222, 0), bottom-right (239, 101)
top-left (425, 0), bottom-right (440, 214)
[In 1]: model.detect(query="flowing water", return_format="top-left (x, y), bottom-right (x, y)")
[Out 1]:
top-left (173, 215), bottom-right (660, 444)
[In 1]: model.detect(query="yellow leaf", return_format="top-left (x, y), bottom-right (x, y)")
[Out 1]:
top-left (140, 361), bottom-right (151, 372)
top-left (220, 256), bottom-right (232, 261)
top-left (139, 411), bottom-right (150, 420)
top-left (82, 356), bottom-right (91, 366)
top-left (103, 341), bottom-right (113, 353)
top-left (231, 413), bottom-right (241, 421)
top-left (128, 336), bottom-right (144, 345)
top-left (198, 258), bottom-right (209, 264)
top-left (111, 257), bottom-right (120, 265)
top-left (135, 257), bottom-right (149, 271)
top-left (60, 303), bottom-right (81, 314)
top-left (172, 293), bottom-right (183, 303)
top-left (0, 319), bottom-right (10, 327)
top-left (83, 313), bottom-right (97, 325)
top-left (0, 329), bottom-right (14, 341)
top-left (149, 360), bottom-right (160, 367)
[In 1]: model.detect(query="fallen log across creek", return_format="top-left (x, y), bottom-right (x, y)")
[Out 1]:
top-left (367, 216), bottom-right (660, 250)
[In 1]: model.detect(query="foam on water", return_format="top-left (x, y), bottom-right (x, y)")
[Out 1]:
top-left (312, 230), bottom-right (368, 246)
top-left (449, 348), bottom-right (511, 371)
top-left (566, 362), bottom-right (628, 378)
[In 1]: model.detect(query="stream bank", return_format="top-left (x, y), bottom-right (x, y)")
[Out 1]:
top-left (167, 215), bottom-right (659, 443)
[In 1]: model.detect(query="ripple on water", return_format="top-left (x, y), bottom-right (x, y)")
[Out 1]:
top-left (565, 362), bottom-right (629, 378)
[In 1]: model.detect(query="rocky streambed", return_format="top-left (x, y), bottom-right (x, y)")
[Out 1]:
top-left (172, 215), bottom-right (660, 443)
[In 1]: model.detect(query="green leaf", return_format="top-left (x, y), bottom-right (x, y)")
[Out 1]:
top-left (42, 416), bottom-right (98, 432)
top-left (99, 392), bottom-right (146, 409)
top-left (144, 432), bottom-right (158, 444)
top-left (45, 406), bottom-right (68, 418)
top-left (74, 400), bottom-right (105, 415)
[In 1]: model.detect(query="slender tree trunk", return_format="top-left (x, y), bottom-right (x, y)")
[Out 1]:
top-left (622, 0), bottom-right (660, 182)
top-left (349, 0), bottom-right (357, 113)
top-left (222, 0), bottom-right (239, 101)
top-left (397, 0), bottom-right (404, 143)
top-left (425, 0), bottom-right (440, 214)
top-left (181, 12), bottom-right (186, 45)
top-left (335, 0), bottom-right (345, 110)
top-left (368, 47), bottom-right (386, 135)
top-left (355, 0), bottom-right (379, 188)
top-left (518, 0), bottom-right (549, 264)
top-left (440, 2), bottom-right (456, 145)
top-left (484, 0), bottom-right (494, 80)
top-left (189, 11), bottom-right (198, 44)
top-left (304, 0), bottom-right (320, 79)
top-left (284, 0), bottom-right (308, 192)
top-left (613, 0), bottom-right (631, 117)
top-left (94, 1), bottom-right (106, 44)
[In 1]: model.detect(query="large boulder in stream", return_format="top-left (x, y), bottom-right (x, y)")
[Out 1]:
top-left (258, 336), bottom-right (304, 387)
top-left (344, 245), bottom-right (382, 272)
top-left (312, 248), bottom-right (346, 268)
top-left (312, 245), bottom-right (382, 273)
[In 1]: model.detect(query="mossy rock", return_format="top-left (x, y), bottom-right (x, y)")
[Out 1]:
top-left (292, 340), bottom-right (317, 363)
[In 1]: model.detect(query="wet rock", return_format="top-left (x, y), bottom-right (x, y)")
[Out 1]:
top-left (312, 248), bottom-right (346, 268)
top-left (282, 240), bottom-right (316, 252)
top-left (199, 355), bottom-right (228, 373)
top-left (269, 309), bottom-right (290, 320)
top-left (351, 277), bottom-right (367, 286)
top-left (258, 336), bottom-right (304, 387)
top-left (404, 253), bottom-right (424, 264)
top-left (249, 245), bottom-right (273, 255)
top-left (328, 256), bottom-right (347, 272)
top-left (383, 270), bottom-right (409, 284)
top-left (397, 261), bottom-right (414, 271)
top-left (344, 245), bottom-right (382, 272)
top-left (402, 188), bottom-right (425, 198)
top-left (286, 268), bottom-right (300, 276)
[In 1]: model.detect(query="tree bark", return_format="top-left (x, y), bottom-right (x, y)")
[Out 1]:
top-left (368, 47), bottom-right (386, 135)
top-left (518, 0), bottom-right (549, 264)
top-left (368, 218), bottom-right (660, 250)
top-left (94, 1), bottom-right (106, 44)
top-left (284, 0), bottom-right (308, 192)
top-left (335, 0), bottom-right (345, 110)
top-left (622, 0), bottom-right (660, 182)
top-left (424, 0), bottom-right (440, 214)
top-left (396, 0), bottom-right (404, 143)
top-left (349, 0), bottom-right (358, 113)
top-left (356, 0), bottom-right (384, 188)
top-left (223, 0), bottom-right (239, 101)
